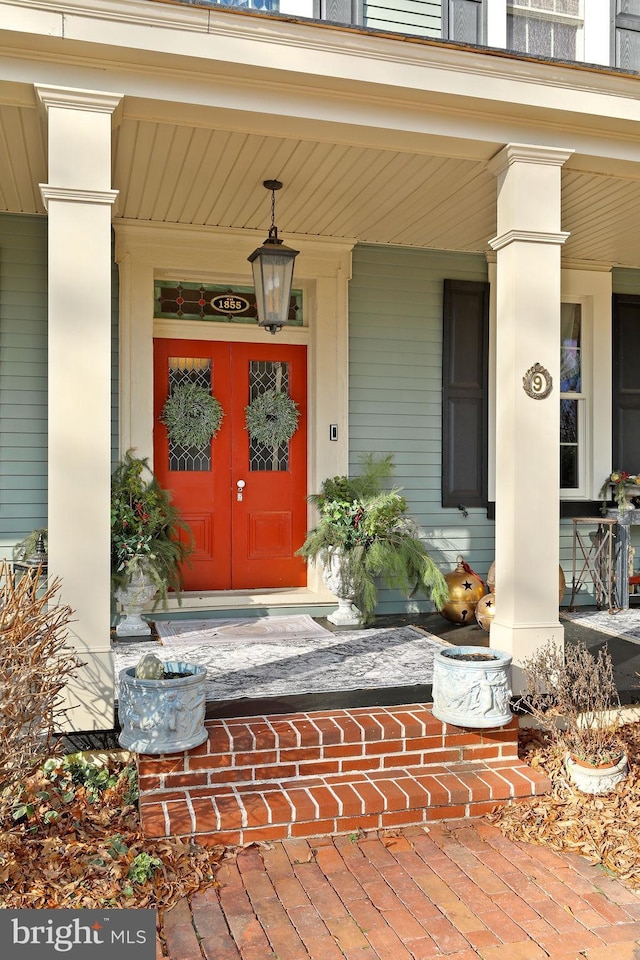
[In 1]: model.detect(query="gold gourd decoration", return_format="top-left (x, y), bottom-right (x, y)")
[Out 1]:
top-left (440, 556), bottom-right (486, 625)
top-left (475, 592), bottom-right (496, 632)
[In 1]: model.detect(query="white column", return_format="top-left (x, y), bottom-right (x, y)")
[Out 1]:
top-left (37, 84), bottom-right (122, 730)
top-left (488, 144), bottom-right (572, 687)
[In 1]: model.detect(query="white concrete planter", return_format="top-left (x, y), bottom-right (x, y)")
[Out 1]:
top-left (118, 660), bottom-right (208, 754)
top-left (321, 547), bottom-right (363, 626)
top-left (432, 646), bottom-right (513, 728)
top-left (115, 566), bottom-right (158, 637)
top-left (565, 752), bottom-right (628, 794)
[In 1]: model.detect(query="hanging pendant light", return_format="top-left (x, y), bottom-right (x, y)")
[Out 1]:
top-left (248, 179), bottom-right (299, 335)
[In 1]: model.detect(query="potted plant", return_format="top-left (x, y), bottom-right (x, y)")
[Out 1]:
top-left (297, 454), bottom-right (449, 624)
top-left (111, 451), bottom-right (193, 636)
top-left (432, 646), bottom-right (513, 728)
top-left (118, 653), bottom-right (207, 754)
top-left (599, 470), bottom-right (640, 512)
top-left (517, 640), bottom-right (627, 794)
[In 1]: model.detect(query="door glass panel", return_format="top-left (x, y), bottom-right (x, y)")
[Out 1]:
top-left (167, 357), bottom-right (213, 472)
top-left (248, 360), bottom-right (291, 472)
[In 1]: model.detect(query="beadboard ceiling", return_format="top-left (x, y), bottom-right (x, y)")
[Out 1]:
top-left (4, 100), bottom-right (640, 266)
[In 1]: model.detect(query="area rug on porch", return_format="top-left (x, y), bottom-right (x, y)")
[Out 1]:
top-left (561, 607), bottom-right (640, 644)
top-left (113, 621), bottom-right (449, 701)
top-left (153, 614), bottom-right (333, 643)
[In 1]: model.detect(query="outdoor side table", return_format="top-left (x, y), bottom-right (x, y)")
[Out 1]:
top-left (569, 517), bottom-right (618, 613)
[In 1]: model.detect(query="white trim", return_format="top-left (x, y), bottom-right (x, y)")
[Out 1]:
top-left (488, 144), bottom-right (575, 174)
top-left (39, 185), bottom-right (119, 208)
top-left (35, 84), bottom-right (123, 114)
top-left (489, 229), bottom-right (571, 250)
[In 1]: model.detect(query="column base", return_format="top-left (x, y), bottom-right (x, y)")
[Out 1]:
top-left (489, 620), bottom-right (564, 694)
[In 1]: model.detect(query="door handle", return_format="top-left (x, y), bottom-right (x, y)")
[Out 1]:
top-left (236, 479), bottom-right (246, 502)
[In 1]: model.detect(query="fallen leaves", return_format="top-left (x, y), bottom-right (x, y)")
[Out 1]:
top-left (488, 722), bottom-right (640, 885)
top-left (0, 754), bottom-right (233, 917)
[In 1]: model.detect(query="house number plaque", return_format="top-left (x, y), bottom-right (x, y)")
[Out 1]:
top-left (523, 362), bottom-right (552, 399)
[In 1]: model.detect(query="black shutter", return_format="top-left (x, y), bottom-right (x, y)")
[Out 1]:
top-left (613, 1), bottom-right (640, 71)
top-left (442, 279), bottom-right (489, 509)
top-left (444, 0), bottom-right (484, 44)
top-left (613, 293), bottom-right (640, 472)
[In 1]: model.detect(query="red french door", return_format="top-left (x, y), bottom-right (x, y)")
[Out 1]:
top-left (153, 339), bottom-right (307, 591)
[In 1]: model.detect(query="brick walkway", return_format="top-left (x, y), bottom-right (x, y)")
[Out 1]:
top-left (158, 820), bottom-right (640, 959)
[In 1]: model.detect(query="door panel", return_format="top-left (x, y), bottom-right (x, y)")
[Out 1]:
top-left (230, 342), bottom-right (307, 589)
top-left (153, 338), bottom-right (307, 591)
top-left (153, 340), bottom-right (232, 590)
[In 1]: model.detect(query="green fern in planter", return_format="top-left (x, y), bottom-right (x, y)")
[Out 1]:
top-left (297, 454), bottom-right (448, 623)
top-left (111, 451), bottom-right (193, 606)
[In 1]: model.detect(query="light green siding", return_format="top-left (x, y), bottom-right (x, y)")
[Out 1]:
top-left (349, 243), bottom-right (492, 615)
top-left (0, 215), bottom-right (47, 552)
top-left (612, 267), bottom-right (640, 295)
top-left (0, 214), bottom-right (120, 556)
top-left (364, 0), bottom-right (442, 37)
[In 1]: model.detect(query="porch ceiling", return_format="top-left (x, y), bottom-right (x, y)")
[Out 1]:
top-left (4, 96), bottom-right (640, 266)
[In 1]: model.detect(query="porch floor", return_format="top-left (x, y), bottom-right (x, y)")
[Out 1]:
top-left (114, 607), bottom-right (640, 722)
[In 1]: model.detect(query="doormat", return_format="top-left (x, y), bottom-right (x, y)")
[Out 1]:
top-left (113, 623), bottom-right (449, 702)
top-left (561, 608), bottom-right (640, 645)
top-left (153, 614), bottom-right (333, 643)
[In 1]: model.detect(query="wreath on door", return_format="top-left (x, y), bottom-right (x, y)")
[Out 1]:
top-left (161, 382), bottom-right (224, 448)
top-left (245, 389), bottom-right (300, 447)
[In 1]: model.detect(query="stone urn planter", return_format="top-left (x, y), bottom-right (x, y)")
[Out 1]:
top-left (432, 646), bottom-right (513, 728)
top-left (321, 547), bottom-right (363, 627)
top-left (115, 565), bottom-right (158, 637)
top-left (565, 752), bottom-right (628, 795)
top-left (118, 660), bottom-right (208, 754)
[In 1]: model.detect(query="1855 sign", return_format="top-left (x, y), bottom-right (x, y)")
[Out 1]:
top-left (210, 293), bottom-right (250, 316)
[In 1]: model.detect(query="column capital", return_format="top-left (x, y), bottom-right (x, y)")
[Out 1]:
top-left (489, 228), bottom-right (570, 251)
top-left (35, 84), bottom-right (122, 115)
top-left (39, 185), bottom-right (119, 210)
top-left (488, 143), bottom-right (574, 177)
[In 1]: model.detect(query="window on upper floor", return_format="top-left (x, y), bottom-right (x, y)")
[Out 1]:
top-left (507, 0), bottom-right (583, 61)
top-left (613, 0), bottom-right (640, 70)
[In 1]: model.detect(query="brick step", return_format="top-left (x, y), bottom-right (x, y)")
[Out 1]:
top-left (139, 759), bottom-right (549, 846)
top-left (137, 704), bottom-right (520, 792)
top-left (137, 704), bottom-right (551, 845)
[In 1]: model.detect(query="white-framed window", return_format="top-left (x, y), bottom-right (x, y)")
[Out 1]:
top-left (507, 0), bottom-right (584, 61)
top-left (558, 271), bottom-right (612, 503)
top-left (560, 301), bottom-right (586, 496)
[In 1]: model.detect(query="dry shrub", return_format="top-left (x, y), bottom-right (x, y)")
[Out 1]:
top-left (517, 640), bottom-right (623, 764)
top-left (0, 560), bottom-right (82, 815)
